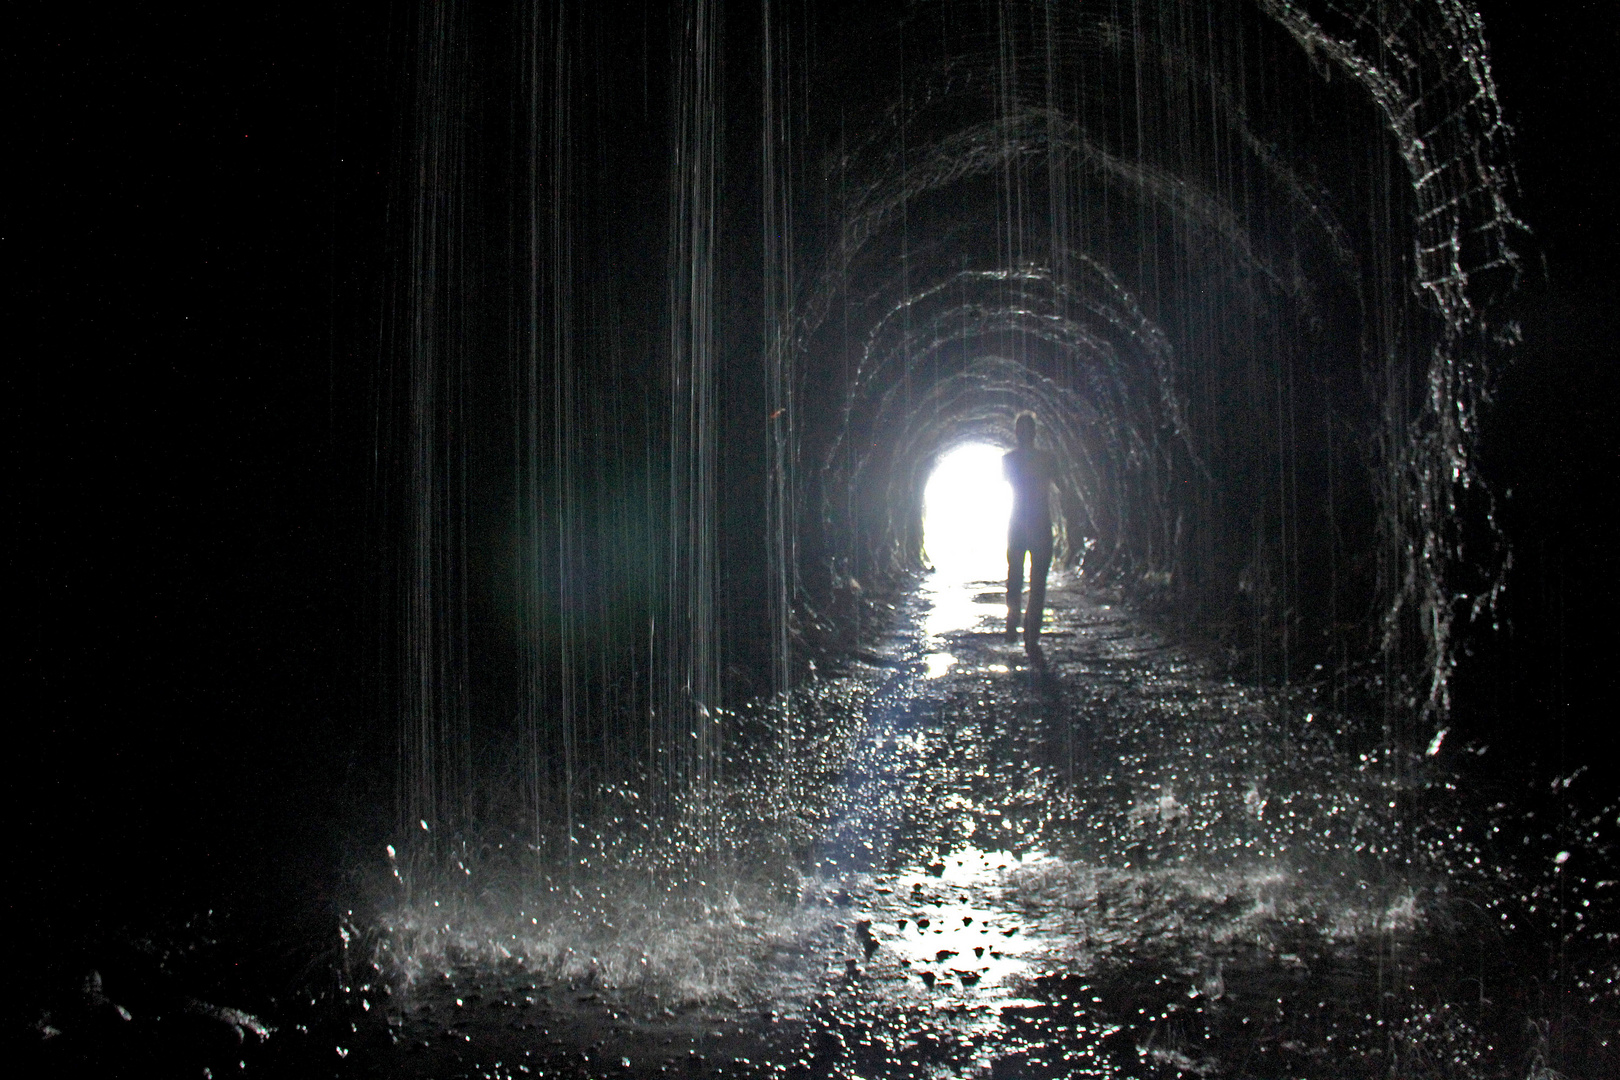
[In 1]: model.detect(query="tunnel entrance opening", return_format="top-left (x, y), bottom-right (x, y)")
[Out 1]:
top-left (922, 443), bottom-right (1011, 585)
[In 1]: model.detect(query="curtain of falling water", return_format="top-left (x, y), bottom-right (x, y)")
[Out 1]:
top-left (663, 0), bottom-right (723, 836)
top-left (762, 0), bottom-right (797, 712)
top-left (398, 0), bottom-right (473, 854)
top-left (517, 0), bottom-right (579, 875)
top-left (385, 0), bottom-right (1522, 910)
top-left (393, 0), bottom-right (735, 888)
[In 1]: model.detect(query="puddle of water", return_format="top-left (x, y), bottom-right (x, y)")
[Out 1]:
top-left (922, 573), bottom-right (1003, 640)
top-left (876, 847), bottom-right (1039, 995)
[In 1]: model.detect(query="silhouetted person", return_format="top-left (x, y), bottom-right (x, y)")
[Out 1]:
top-left (1004, 413), bottom-right (1056, 661)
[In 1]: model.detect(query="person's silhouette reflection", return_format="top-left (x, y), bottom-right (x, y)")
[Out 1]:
top-left (1003, 413), bottom-right (1057, 661)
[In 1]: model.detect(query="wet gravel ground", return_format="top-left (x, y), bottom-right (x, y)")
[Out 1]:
top-left (26, 571), bottom-right (1618, 1077)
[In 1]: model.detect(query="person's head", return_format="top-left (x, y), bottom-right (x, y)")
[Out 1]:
top-left (1014, 412), bottom-right (1036, 448)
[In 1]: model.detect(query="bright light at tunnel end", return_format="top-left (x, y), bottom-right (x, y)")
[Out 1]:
top-left (923, 443), bottom-right (1012, 582)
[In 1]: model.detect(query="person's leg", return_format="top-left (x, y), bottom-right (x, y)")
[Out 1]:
top-left (1006, 540), bottom-right (1027, 637)
top-left (1024, 536), bottom-right (1053, 653)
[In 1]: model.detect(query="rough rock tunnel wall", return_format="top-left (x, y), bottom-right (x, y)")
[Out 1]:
top-left (777, 0), bottom-right (1520, 722)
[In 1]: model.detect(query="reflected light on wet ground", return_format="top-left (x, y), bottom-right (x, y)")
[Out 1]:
top-left (921, 575), bottom-right (997, 639)
top-left (347, 568), bottom-right (1617, 1080)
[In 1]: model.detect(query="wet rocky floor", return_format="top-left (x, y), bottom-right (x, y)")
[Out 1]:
top-left (27, 571), bottom-right (1617, 1077)
top-left (334, 572), bottom-right (1616, 1079)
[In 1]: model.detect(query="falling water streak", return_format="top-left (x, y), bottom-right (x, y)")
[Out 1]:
top-left (762, 0), bottom-right (796, 717)
top-left (666, 0), bottom-right (723, 854)
top-left (398, 0), bottom-right (474, 863)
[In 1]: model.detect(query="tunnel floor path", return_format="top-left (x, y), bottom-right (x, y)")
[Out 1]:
top-left (352, 568), bottom-right (1589, 1080)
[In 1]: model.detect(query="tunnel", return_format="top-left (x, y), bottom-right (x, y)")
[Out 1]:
top-left (772, 0), bottom-right (1518, 733)
top-left (20, 1), bottom-right (1618, 1077)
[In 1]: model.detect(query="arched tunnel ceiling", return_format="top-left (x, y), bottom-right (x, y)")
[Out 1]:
top-left (780, 0), bottom-right (1520, 709)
